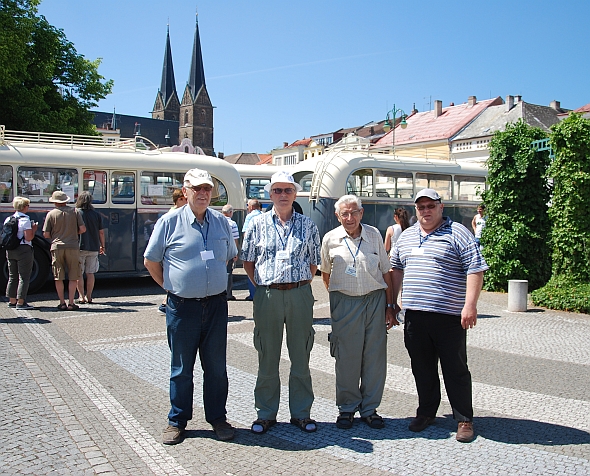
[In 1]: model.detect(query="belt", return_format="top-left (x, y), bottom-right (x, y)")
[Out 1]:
top-left (266, 280), bottom-right (311, 291)
top-left (168, 291), bottom-right (226, 302)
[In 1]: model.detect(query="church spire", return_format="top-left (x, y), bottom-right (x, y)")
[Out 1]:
top-left (160, 23), bottom-right (177, 107)
top-left (187, 13), bottom-right (206, 101)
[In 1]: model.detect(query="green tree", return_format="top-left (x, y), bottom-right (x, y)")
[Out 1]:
top-left (481, 119), bottom-right (552, 291)
top-left (0, 0), bottom-right (113, 135)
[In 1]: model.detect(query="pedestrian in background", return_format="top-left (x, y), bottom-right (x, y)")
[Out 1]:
top-left (242, 198), bottom-right (262, 301)
top-left (75, 192), bottom-right (105, 304)
top-left (471, 204), bottom-right (486, 248)
top-left (5, 197), bottom-right (37, 310)
top-left (222, 204), bottom-right (239, 300)
top-left (43, 191), bottom-right (86, 311)
top-left (390, 188), bottom-right (488, 443)
top-left (384, 207), bottom-right (410, 255)
top-left (242, 170), bottom-right (321, 435)
top-left (144, 168), bottom-right (238, 445)
top-left (320, 195), bottom-right (397, 430)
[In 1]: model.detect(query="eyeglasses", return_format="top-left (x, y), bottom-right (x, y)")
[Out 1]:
top-left (271, 187), bottom-right (296, 195)
top-left (415, 203), bottom-right (439, 212)
top-left (188, 185), bottom-right (213, 193)
top-left (339, 210), bottom-right (361, 219)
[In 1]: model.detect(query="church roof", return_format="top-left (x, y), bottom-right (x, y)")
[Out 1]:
top-left (159, 25), bottom-right (177, 107)
top-left (187, 16), bottom-right (206, 101)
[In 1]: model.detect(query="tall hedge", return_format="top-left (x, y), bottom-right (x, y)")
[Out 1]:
top-left (545, 113), bottom-right (590, 282)
top-left (481, 120), bottom-right (552, 291)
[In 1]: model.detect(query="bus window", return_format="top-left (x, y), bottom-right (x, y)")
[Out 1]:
top-left (210, 178), bottom-right (228, 207)
top-left (17, 166), bottom-right (78, 203)
top-left (112, 172), bottom-right (135, 204)
top-left (293, 172), bottom-right (313, 192)
top-left (83, 170), bottom-right (107, 204)
top-left (347, 169), bottom-right (374, 197)
top-left (141, 171), bottom-right (184, 205)
top-left (0, 165), bottom-right (13, 203)
top-left (415, 173), bottom-right (452, 201)
top-left (375, 170), bottom-right (413, 199)
top-left (245, 178), bottom-right (270, 200)
top-left (454, 175), bottom-right (486, 201)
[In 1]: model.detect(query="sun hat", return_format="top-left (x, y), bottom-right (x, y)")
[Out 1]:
top-left (263, 170), bottom-right (302, 193)
top-left (414, 188), bottom-right (441, 203)
top-left (49, 191), bottom-right (71, 203)
top-left (184, 168), bottom-right (214, 187)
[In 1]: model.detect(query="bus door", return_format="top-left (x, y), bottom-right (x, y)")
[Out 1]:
top-left (108, 170), bottom-right (137, 272)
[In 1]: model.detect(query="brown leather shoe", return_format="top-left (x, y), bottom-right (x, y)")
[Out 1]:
top-left (162, 425), bottom-right (184, 445)
top-left (212, 420), bottom-right (235, 441)
top-left (456, 421), bottom-right (475, 443)
top-left (408, 415), bottom-right (435, 432)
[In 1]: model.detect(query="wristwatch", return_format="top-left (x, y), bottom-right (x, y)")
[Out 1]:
top-left (386, 303), bottom-right (393, 308)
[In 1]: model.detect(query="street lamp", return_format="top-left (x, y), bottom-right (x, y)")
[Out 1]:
top-left (382, 104), bottom-right (407, 155)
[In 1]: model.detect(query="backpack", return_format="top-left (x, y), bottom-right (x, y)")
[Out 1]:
top-left (1, 215), bottom-right (22, 250)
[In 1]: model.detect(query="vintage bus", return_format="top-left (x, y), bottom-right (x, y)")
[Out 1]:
top-left (0, 127), bottom-right (245, 292)
top-left (233, 163), bottom-right (281, 211)
top-left (289, 134), bottom-right (487, 240)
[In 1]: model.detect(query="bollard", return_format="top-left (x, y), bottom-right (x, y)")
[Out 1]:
top-left (507, 280), bottom-right (528, 312)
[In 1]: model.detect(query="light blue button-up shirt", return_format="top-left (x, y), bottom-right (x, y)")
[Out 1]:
top-left (144, 206), bottom-right (238, 298)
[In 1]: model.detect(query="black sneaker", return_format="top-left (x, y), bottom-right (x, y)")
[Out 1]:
top-left (7, 302), bottom-right (16, 308)
top-left (16, 302), bottom-right (34, 310)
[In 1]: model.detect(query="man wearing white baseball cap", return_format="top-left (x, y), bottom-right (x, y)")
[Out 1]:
top-left (389, 188), bottom-right (488, 443)
top-left (241, 170), bottom-right (321, 435)
top-left (144, 168), bottom-right (238, 445)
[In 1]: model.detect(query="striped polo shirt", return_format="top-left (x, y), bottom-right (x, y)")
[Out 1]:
top-left (390, 217), bottom-right (488, 316)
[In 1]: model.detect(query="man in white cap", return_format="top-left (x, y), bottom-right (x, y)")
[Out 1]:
top-left (390, 188), bottom-right (488, 443)
top-left (241, 170), bottom-right (321, 435)
top-left (43, 191), bottom-right (86, 311)
top-left (144, 168), bottom-right (238, 445)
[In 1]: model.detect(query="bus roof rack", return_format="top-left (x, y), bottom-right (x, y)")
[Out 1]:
top-left (0, 125), bottom-right (161, 153)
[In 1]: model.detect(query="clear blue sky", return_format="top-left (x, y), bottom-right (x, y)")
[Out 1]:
top-left (38, 0), bottom-right (589, 156)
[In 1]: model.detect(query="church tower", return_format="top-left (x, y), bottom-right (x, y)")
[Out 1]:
top-left (152, 25), bottom-right (180, 121)
top-left (179, 15), bottom-right (214, 156)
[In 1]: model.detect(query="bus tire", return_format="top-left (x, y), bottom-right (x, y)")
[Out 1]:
top-left (0, 247), bottom-right (52, 295)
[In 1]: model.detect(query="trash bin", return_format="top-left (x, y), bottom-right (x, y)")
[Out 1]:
top-left (508, 280), bottom-right (528, 312)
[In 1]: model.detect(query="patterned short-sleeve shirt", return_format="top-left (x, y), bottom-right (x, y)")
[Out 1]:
top-left (241, 209), bottom-right (321, 285)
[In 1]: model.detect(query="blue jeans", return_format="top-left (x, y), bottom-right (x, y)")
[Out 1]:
top-left (166, 292), bottom-right (229, 428)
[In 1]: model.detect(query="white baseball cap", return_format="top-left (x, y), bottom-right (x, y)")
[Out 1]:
top-left (184, 168), bottom-right (214, 187)
top-left (263, 170), bottom-right (302, 193)
top-left (414, 188), bottom-right (441, 202)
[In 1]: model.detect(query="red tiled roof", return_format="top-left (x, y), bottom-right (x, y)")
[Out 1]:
top-left (374, 97), bottom-right (503, 147)
top-left (574, 103), bottom-right (590, 113)
top-left (288, 138), bottom-right (312, 147)
top-left (256, 154), bottom-right (273, 165)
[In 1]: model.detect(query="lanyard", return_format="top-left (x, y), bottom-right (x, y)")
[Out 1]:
top-left (344, 236), bottom-right (362, 268)
top-left (273, 215), bottom-right (293, 251)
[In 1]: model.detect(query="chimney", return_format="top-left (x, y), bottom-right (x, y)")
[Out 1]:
top-left (506, 95), bottom-right (514, 111)
top-left (434, 100), bottom-right (443, 118)
top-left (283, 142), bottom-right (288, 148)
top-left (515, 95), bottom-right (522, 103)
top-left (412, 103), bottom-right (418, 114)
top-left (550, 100), bottom-right (561, 110)
top-left (217, 152), bottom-right (224, 160)
top-left (468, 96), bottom-right (477, 106)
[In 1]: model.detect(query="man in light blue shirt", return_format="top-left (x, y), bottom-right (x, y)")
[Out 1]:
top-left (144, 168), bottom-right (238, 445)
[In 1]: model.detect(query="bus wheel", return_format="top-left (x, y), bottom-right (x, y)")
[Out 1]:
top-left (29, 247), bottom-right (51, 293)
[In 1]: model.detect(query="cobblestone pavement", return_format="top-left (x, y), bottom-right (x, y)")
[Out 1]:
top-left (1, 269), bottom-right (589, 475)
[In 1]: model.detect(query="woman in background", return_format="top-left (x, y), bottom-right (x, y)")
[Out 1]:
top-left (384, 208), bottom-right (410, 255)
top-left (5, 197), bottom-right (37, 310)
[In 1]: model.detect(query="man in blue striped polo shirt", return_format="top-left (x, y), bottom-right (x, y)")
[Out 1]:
top-left (390, 188), bottom-right (488, 443)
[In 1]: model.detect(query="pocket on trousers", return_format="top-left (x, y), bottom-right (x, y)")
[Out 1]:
top-left (253, 327), bottom-right (262, 355)
top-left (305, 327), bottom-right (316, 354)
top-left (328, 333), bottom-right (338, 359)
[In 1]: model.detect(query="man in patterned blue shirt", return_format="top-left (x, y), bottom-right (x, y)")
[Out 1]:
top-left (241, 170), bottom-right (321, 435)
top-left (390, 188), bottom-right (488, 443)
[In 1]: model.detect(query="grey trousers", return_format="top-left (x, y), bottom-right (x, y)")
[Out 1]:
top-left (6, 244), bottom-right (34, 301)
top-left (252, 284), bottom-right (315, 420)
top-left (329, 289), bottom-right (387, 417)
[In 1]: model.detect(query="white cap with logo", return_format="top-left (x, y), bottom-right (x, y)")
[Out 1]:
top-left (184, 168), bottom-right (214, 188)
top-left (264, 170), bottom-right (303, 193)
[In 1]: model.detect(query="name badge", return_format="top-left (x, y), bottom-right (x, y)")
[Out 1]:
top-left (276, 250), bottom-right (289, 260)
top-left (345, 265), bottom-right (357, 277)
top-left (200, 250), bottom-right (215, 260)
top-left (411, 247), bottom-right (424, 256)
